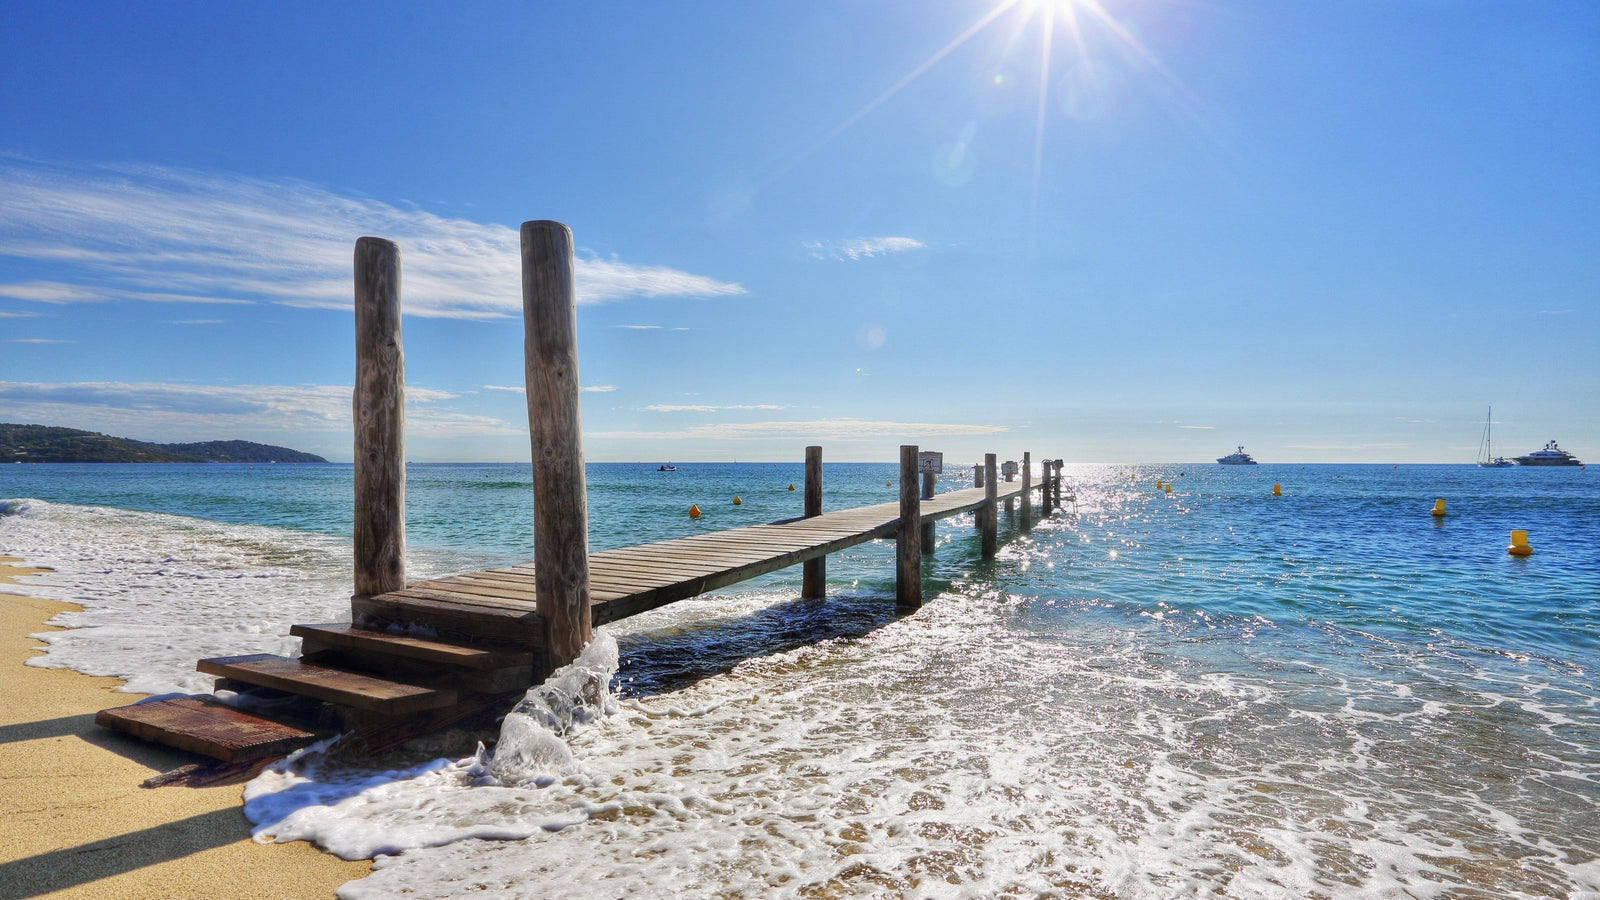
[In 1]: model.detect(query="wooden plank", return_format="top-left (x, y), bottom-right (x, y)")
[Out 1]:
top-left (290, 624), bottom-right (534, 670)
top-left (414, 578), bottom-right (542, 604)
top-left (97, 697), bottom-right (323, 763)
top-left (197, 654), bottom-right (457, 716)
top-left (392, 585), bottom-right (538, 612)
top-left (353, 594), bottom-right (546, 648)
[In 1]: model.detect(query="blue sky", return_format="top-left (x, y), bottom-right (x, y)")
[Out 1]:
top-left (1, 0), bottom-right (1595, 463)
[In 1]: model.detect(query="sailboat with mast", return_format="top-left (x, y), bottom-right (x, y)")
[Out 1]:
top-left (1477, 407), bottom-right (1514, 468)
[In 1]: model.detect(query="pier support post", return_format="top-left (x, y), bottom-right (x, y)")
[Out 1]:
top-left (897, 445), bottom-right (922, 609)
top-left (974, 463), bottom-right (985, 489)
top-left (1054, 460), bottom-right (1063, 508)
top-left (919, 469), bottom-right (936, 552)
top-left (1041, 458), bottom-right (1053, 517)
top-left (522, 221), bottom-right (591, 670)
top-left (982, 453), bottom-right (998, 558)
top-left (1021, 452), bottom-right (1032, 530)
top-left (1004, 464), bottom-right (1015, 515)
top-left (802, 445), bottom-right (825, 598)
top-left (353, 237), bottom-right (405, 599)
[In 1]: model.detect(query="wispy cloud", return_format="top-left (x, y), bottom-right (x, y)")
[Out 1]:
top-left (0, 380), bottom-right (518, 438)
top-left (804, 236), bottom-right (926, 261)
top-left (0, 281), bottom-right (106, 303)
top-left (645, 403), bottom-right (784, 413)
top-left (0, 160), bottom-right (747, 320)
top-left (481, 384), bottom-right (616, 395)
top-left (10, 338), bottom-right (71, 344)
top-left (1176, 424), bottom-right (1214, 430)
top-left (591, 417), bottom-right (1004, 442)
top-left (0, 311), bottom-right (41, 319)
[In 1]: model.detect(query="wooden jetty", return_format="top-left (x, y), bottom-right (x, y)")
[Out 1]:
top-left (97, 222), bottom-right (1069, 766)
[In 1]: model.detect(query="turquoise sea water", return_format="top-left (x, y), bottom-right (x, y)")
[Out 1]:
top-left (2, 461), bottom-right (1597, 897)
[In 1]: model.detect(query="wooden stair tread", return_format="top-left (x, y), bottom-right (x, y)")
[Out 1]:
top-left (197, 654), bottom-right (458, 715)
top-left (291, 623), bottom-right (535, 670)
top-left (96, 697), bottom-right (323, 763)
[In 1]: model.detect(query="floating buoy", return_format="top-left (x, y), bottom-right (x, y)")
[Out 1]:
top-left (1430, 499), bottom-right (1446, 518)
top-left (732, 496), bottom-right (742, 505)
top-left (788, 484), bottom-right (795, 491)
top-left (886, 480), bottom-right (892, 486)
top-left (1164, 483), bottom-right (1173, 494)
top-left (1156, 480), bottom-right (1164, 489)
top-left (1507, 529), bottom-right (1532, 556)
top-left (688, 504), bottom-right (702, 519)
top-left (1272, 484), bottom-right (1282, 496)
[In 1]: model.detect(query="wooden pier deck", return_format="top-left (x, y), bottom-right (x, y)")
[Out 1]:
top-left (353, 480), bottom-right (1043, 649)
top-left (97, 222), bottom-right (1073, 767)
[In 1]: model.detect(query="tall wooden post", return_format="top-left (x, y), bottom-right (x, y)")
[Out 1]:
top-left (1041, 456), bottom-right (1053, 517)
top-left (522, 220), bottom-right (590, 669)
top-left (974, 463), bottom-right (985, 489)
top-left (802, 445), bottom-right (825, 598)
top-left (982, 453), bottom-right (998, 558)
top-left (1004, 462), bottom-right (1015, 515)
top-left (1020, 451), bottom-right (1032, 530)
top-left (897, 445), bottom-right (922, 609)
top-left (1054, 460), bottom-right (1063, 508)
top-left (353, 237), bottom-right (405, 598)
top-left (919, 460), bottom-right (937, 552)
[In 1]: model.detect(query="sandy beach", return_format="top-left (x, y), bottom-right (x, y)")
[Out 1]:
top-left (0, 556), bottom-right (369, 900)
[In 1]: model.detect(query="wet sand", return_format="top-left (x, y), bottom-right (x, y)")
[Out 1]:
top-left (0, 556), bottom-right (369, 900)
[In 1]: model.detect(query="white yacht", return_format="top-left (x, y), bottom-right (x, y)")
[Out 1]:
top-left (1217, 446), bottom-right (1257, 465)
top-left (1514, 441), bottom-right (1583, 467)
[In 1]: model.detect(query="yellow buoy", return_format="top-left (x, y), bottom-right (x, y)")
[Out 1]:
top-left (886, 480), bottom-right (892, 486)
top-left (1156, 480), bottom-right (1163, 489)
top-left (1164, 483), bottom-right (1173, 494)
top-left (1508, 530), bottom-right (1532, 556)
top-left (688, 504), bottom-right (702, 519)
top-left (788, 484), bottom-right (795, 491)
top-left (1272, 484), bottom-right (1282, 496)
top-left (1430, 499), bottom-right (1446, 518)
top-left (732, 496), bottom-right (742, 505)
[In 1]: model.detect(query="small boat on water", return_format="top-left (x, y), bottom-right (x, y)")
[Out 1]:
top-left (1217, 446), bottom-right (1257, 465)
top-left (1513, 441), bottom-right (1583, 467)
top-left (1477, 407), bottom-right (1514, 468)
top-left (657, 464), bottom-right (677, 471)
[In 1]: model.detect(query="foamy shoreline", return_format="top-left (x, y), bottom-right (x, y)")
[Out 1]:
top-left (0, 555), bottom-right (369, 899)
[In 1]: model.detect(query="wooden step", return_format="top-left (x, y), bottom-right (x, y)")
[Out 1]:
top-left (96, 697), bottom-right (325, 763)
top-left (290, 623), bottom-right (535, 670)
top-left (197, 654), bottom-right (457, 716)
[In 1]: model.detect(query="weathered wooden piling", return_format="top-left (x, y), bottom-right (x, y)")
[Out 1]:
top-left (802, 445), bottom-right (825, 598)
top-left (1041, 459), bottom-right (1053, 516)
top-left (982, 453), bottom-right (998, 558)
top-left (897, 445), bottom-right (922, 608)
top-left (521, 220), bottom-right (591, 670)
top-left (1021, 452), bottom-right (1032, 529)
top-left (353, 237), bottom-right (405, 599)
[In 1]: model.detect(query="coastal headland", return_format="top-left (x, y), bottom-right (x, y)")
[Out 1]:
top-left (0, 555), bottom-right (367, 900)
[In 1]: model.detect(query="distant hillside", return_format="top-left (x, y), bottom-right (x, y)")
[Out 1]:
top-left (0, 424), bottom-right (328, 464)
